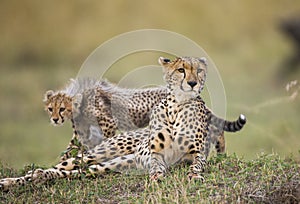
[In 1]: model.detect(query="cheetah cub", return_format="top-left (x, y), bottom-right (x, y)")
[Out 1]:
top-left (44, 78), bottom-right (166, 160)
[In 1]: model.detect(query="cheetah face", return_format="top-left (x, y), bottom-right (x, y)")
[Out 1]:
top-left (43, 90), bottom-right (73, 126)
top-left (158, 56), bottom-right (207, 102)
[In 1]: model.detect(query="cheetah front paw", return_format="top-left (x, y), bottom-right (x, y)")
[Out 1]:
top-left (187, 172), bottom-right (205, 182)
top-left (150, 172), bottom-right (165, 181)
top-left (0, 178), bottom-right (16, 191)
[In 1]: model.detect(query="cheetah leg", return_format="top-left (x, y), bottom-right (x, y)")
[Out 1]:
top-left (148, 129), bottom-right (173, 180)
top-left (54, 129), bottom-right (148, 171)
top-left (51, 154), bottom-right (137, 179)
top-left (59, 115), bottom-right (95, 162)
top-left (207, 124), bottom-right (226, 155)
top-left (0, 168), bottom-right (79, 191)
top-left (73, 117), bottom-right (105, 150)
top-left (0, 155), bottom-right (138, 191)
top-left (188, 153), bottom-right (207, 181)
top-left (59, 131), bottom-right (82, 161)
top-left (59, 117), bottom-right (105, 162)
top-left (0, 130), bottom-right (148, 191)
top-left (29, 129), bottom-right (147, 179)
top-left (149, 152), bottom-right (168, 180)
top-left (215, 132), bottom-right (225, 154)
top-left (0, 177), bottom-right (28, 192)
top-left (36, 131), bottom-right (143, 176)
top-left (90, 129), bottom-right (148, 162)
top-left (29, 155), bottom-right (138, 183)
top-left (88, 154), bottom-right (136, 175)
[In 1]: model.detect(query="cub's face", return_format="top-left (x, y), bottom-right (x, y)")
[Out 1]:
top-left (43, 90), bottom-right (73, 126)
top-left (158, 56), bottom-right (207, 102)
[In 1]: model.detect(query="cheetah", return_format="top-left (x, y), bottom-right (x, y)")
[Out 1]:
top-left (45, 78), bottom-right (245, 160)
top-left (0, 56), bottom-right (246, 190)
top-left (148, 56), bottom-right (211, 180)
top-left (44, 78), bottom-right (167, 160)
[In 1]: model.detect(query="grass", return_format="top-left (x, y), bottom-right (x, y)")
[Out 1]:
top-left (0, 153), bottom-right (299, 203)
top-left (0, 0), bottom-right (300, 168)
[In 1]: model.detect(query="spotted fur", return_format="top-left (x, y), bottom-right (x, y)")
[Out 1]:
top-left (44, 79), bottom-right (166, 160)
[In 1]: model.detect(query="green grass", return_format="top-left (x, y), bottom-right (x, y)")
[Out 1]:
top-left (1, 1), bottom-right (300, 168)
top-left (0, 153), bottom-right (299, 203)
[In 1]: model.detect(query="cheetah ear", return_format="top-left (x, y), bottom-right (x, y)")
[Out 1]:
top-left (199, 57), bottom-right (208, 66)
top-left (158, 57), bottom-right (171, 66)
top-left (72, 93), bottom-right (83, 110)
top-left (43, 90), bottom-right (54, 103)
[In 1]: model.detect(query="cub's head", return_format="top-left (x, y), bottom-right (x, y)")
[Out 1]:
top-left (158, 56), bottom-right (207, 101)
top-left (43, 90), bottom-right (73, 126)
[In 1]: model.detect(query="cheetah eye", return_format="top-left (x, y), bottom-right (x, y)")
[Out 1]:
top-left (59, 107), bottom-right (66, 112)
top-left (177, 68), bottom-right (185, 73)
top-left (48, 107), bottom-right (53, 112)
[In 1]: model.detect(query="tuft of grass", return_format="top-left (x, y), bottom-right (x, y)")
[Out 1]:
top-left (0, 153), bottom-right (299, 203)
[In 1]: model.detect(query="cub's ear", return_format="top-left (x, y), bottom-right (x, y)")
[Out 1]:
top-left (43, 90), bottom-right (54, 103)
top-left (199, 57), bottom-right (208, 66)
top-left (158, 57), bottom-right (171, 66)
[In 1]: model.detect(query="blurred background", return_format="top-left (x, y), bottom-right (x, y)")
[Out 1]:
top-left (0, 0), bottom-right (299, 168)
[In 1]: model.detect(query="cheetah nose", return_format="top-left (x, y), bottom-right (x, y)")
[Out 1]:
top-left (187, 81), bottom-right (197, 88)
top-left (52, 118), bottom-right (59, 124)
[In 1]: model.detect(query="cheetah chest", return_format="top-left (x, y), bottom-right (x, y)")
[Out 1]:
top-left (152, 98), bottom-right (208, 166)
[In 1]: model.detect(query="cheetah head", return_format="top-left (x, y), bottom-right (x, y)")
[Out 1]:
top-left (43, 90), bottom-right (73, 126)
top-left (158, 56), bottom-right (207, 102)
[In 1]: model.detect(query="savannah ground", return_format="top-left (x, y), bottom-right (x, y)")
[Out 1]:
top-left (0, 0), bottom-right (299, 203)
top-left (0, 154), bottom-right (299, 203)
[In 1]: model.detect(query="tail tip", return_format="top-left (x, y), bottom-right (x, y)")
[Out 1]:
top-left (239, 114), bottom-right (246, 123)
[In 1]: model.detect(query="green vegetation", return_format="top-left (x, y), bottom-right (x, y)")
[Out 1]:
top-left (0, 153), bottom-right (299, 203)
top-left (0, 0), bottom-right (299, 168)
